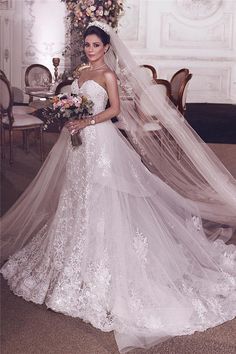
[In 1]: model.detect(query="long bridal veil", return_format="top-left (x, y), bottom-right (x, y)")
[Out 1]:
top-left (1, 20), bottom-right (236, 263)
top-left (102, 21), bottom-right (236, 235)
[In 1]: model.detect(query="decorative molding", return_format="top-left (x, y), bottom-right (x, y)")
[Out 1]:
top-left (4, 16), bottom-right (9, 25)
top-left (176, 0), bottom-right (222, 20)
top-left (119, 0), bottom-right (147, 49)
top-left (0, 0), bottom-right (11, 10)
top-left (161, 66), bottom-right (231, 102)
top-left (130, 53), bottom-right (236, 63)
top-left (161, 13), bottom-right (232, 49)
top-left (23, 0), bottom-right (37, 63)
top-left (189, 69), bottom-right (231, 102)
top-left (0, 12), bottom-right (12, 79)
top-left (133, 52), bottom-right (233, 103)
top-left (2, 0), bottom-right (234, 104)
top-left (22, 0), bottom-right (66, 66)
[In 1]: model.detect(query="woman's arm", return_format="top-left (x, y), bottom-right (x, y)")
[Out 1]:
top-left (67, 71), bottom-right (120, 133)
top-left (93, 71), bottom-right (120, 123)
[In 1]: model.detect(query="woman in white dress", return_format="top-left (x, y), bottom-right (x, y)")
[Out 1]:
top-left (1, 22), bottom-right (236, 353)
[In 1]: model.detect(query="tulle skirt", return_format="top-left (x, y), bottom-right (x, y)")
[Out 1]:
top-left (1, 122), bottom-right (236, 352)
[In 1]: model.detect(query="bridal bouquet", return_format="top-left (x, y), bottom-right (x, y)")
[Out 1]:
top-left (42, 93), bottom-right (94, 146)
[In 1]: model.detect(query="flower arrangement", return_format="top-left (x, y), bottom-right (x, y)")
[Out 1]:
top-left (61, 0), bottom-right (124, 65)
top-left (42, 93), bottom-right (94, 146)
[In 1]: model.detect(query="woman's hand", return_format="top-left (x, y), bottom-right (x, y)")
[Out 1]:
top-left (65, 119), bottom-right (88, 134)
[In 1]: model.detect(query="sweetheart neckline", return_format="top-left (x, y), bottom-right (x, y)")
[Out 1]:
top-left (77, 79), bottom-right (108, 97)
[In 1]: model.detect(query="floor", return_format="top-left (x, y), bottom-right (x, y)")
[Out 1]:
top-left (1, 129), bottom-right (236, 354)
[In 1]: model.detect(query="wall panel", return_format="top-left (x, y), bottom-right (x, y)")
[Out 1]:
top-left (119, 0), bottom-right (236, 103)
top-left (1, 0), bottom-right (235, 103)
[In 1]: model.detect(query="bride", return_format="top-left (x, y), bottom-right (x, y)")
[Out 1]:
top-left (1, 21), bottom-right (236, 353)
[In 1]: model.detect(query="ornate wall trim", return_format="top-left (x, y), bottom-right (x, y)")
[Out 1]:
top-left (119, 0), bottom-right (147, 49)
top-left (161, 13), bottom-right (232, 49)
top-left (175, 0), bottom-right (222, 20)
top-left (22, 0), bottom-right (66, 67)
top-left (121, 0), bottom-right (236, 103)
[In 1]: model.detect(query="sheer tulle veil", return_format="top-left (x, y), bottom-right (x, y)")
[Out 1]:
top-left (1, 20), bottom-right (236, 263)
top-left (97, 21), bottom-right (236, 235)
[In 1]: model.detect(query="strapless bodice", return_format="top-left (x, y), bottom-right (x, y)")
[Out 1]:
top-left (71, 79), bottom-right (108, 115)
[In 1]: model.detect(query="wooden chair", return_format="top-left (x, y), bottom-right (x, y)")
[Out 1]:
top-left (55, 79), bottom-right (74, 95)
top-left (25, 64), bottom-right (52, 103)
top-left (139, 78), bottom-right (172, 116)
top-left (138, 81), bottom-right (170, 135)
top-left (170, 68), bottom-right (189, 103)
top-left (140, 65), bottom-right (158, 81)
top-left (139, 79), bottom-right (184, 160)
top-left (175, 73), bottom-right (192, 115)
top-left (169, 69), bottom-right (193, 158)
top-left (0, 75), bottom-right (44, 164)
top-left (0, 73), bottom-right (36, 116)
top-left (153, 79), bottom-right (171, 100)
top-left (0, 69), bottom-right (7, 79)
top-left (12, 105), bottom-right (36, 115)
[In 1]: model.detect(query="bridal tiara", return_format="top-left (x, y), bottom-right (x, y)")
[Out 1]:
top-left (87, 21), bottom-right (110, 35)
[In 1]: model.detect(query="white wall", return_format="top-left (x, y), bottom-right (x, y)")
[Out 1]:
top-left (119, 0), bottom-right (236, 103)
top-left (0, 0), bottom-right (66, 101)
top-left (1, 0), bottom-right (236, 103)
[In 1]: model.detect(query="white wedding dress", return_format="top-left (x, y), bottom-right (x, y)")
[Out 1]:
top-left (1, 80), bottom-right (236, 353)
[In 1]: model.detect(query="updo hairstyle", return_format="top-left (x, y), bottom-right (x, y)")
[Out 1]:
top-left (83, 26), bottom-right (110, 46)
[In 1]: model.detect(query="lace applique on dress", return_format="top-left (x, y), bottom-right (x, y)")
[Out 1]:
top-left (191, 215), bottom-right (202, 232)
top-left (212, 240), bottom-right (236, 272)
top-left (97, 146), bottom-right (111, 177)
top-left (133, 228), bottom-right (148, 266)
top-left (185, 215), bottom-right (203, 233)
top-left (1, 78), bottom-right (236, 353)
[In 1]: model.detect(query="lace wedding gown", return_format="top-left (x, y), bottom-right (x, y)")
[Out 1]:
top-left (1, 80), bottom-right (236, 353)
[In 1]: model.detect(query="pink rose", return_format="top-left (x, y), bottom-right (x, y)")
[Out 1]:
top-left (96, 6), bottom-right (103, 16)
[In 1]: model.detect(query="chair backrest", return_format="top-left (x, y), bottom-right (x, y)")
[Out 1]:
top-left (154, 79), bottom-right (171, 100)
top-left (25, 64), bottom-right (52, 88)
top-left (0, 69), bottom-right (7, 79)
top-left (177, 73), bottom-right (193, 115)
top-left (139, 82), bottom-right (169, 116)
top-left (0, 75), bottom-right (14, 125)
top-left (140, 65), bottom-right (158, 81)
top-left (170, 68), bottom-right (189, 105)
top-left (55, 79), bottom-right (74, 95)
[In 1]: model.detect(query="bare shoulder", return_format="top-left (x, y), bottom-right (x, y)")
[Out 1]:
top-left (104, 69), bottom-right (117, 85)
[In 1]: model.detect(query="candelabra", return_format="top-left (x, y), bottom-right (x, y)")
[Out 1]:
top-left (52, 57), bottom-right (60, 82)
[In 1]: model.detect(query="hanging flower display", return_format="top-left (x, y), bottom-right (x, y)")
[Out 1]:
top-left (61, 0), bottom-right (124, 66)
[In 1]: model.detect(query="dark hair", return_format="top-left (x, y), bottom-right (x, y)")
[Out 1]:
top-left (83, 26), bottom-right (110, 45)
